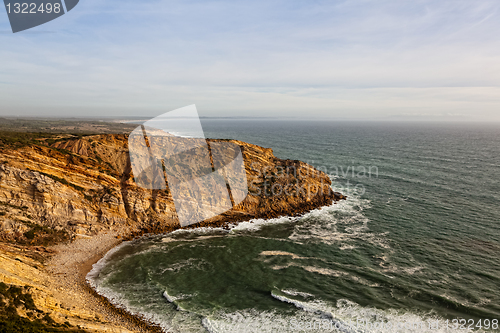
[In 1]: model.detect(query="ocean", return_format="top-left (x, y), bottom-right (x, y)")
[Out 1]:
top-left (87, 120), bottom-right (500, 332)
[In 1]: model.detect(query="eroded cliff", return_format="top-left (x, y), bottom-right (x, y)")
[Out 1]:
top-left (0, 133), bottom-right (345, 332)
top-left (0, 134), bottom-right (344, 240)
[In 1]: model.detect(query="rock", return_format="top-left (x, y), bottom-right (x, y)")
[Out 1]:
top-left (0, 135), bottom-right (345, 238)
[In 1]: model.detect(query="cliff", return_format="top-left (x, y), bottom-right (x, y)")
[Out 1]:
top-left (0, 134), bottom-right (344, 241)
top-left (0, 133), bottom-right (345, 332)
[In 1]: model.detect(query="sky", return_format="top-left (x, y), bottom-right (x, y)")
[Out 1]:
top-left (1, 0), bottom-right (499, 121)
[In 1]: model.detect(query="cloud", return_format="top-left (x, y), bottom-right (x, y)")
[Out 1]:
top-left (0, 0), bottom-right (499, 120)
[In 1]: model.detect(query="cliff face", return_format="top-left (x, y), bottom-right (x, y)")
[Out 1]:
top-left (0, 133), bottom-right (345, 331)
top-left (0, 134), bottom-right (344, 240)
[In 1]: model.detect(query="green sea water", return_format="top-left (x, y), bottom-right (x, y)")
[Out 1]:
top-left (87, 121), bottom-right (500, 332)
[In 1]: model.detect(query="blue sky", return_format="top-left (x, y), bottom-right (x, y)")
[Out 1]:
top-left (1, 0), bottom-right (499, 120)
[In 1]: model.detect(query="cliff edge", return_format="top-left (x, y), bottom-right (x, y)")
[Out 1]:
top-left (0, 134), bottom-right (345, 240)
top-left (0, 133), bottom-right (345, 332)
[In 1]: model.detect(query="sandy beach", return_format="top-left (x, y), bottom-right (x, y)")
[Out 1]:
top-left (45, 231), bottom-right (162, 333)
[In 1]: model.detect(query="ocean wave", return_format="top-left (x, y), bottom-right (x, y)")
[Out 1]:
top-left (268, 261), bottom-right (380, 287)
top-left (229, 189), bottom-right (369, 234)
top-left (159, 257), bottom-right (211, 274)
top-left (260, 250), bottom-right (314, 260)
top-left (229, 216), bottom-right (298, 232)
top-left (169, 226), bottom-right (229, 236)
top-left (162, 234), bottom-right (226, 244)
top-left (162, 290), bottom-right (196, 311)
top-left (288, 195), bottom-right (390, 251)
top-left (202, 308), bottom-right (332, 333)
top-left (154, 186), bottom-right (361, 239)
top-left (103, 288), bottom-right (480, 333)
top-left (86, 241), bottom-right (194, 332)
top-left (270, 291), bottom-right (480, 333)
top-left (281, 289), bottom-right (315, 298)
top-left (86, 282), bottom-right (175, 332)
top-left (86, 240), bottom-right (131, 286)
top-left (89, 268), bottom-right (205, 332)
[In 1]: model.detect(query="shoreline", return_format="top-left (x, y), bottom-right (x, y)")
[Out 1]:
top-left (78, 201), bottom-right (346, 332)
top-left (81, 243), bottom-right (164, 333)
top-left (45, 230), bottom-right (163, 332)
top-left (76, 196), bottom-right (347, 332)
top-left (0, 133), bottom-right (345, 332)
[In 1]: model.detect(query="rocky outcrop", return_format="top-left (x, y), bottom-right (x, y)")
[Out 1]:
top-left (0, 133), bottom-right (345, 332)
top-left (0, 134), bottom-right (344, 240)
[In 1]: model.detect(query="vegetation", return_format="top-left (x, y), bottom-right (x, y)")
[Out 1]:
top-left (0, 131), bottom-right (79, 152)
top-left (0, 131), bottom-right (58, 149)
top-left (43, 137), bottom-right (71, 146)
top-left (0, 283), bottom-right (37, 311)
top-left (0, 117), bottom-right (135, 151)
top-left (17, 222), bottom-right (70, 247)
top-left (0, 282), bottom-right (84, 332)
top-left (0, 118), bottom-right (135, 135)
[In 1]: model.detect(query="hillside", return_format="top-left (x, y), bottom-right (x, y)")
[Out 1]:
top-left (0, 133), bottom-right (344, 241)
top-left (0, 133), bottom-right (345, 332)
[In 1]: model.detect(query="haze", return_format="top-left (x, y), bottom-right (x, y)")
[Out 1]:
top-left (1, 0), bottom-right (499, 121)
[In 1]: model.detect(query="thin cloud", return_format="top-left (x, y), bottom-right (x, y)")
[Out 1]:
top-left (0, 0), bottom-right (499, 120)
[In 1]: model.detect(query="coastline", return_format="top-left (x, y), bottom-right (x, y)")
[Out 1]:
top-left (47, 194), bottom-right (347, 332)
top-left (45, 230), bottom-right (162, 332)
top-left (79, 202), bottom-right (346, 333)
top-left (0, 133), bottom-right (344, 332)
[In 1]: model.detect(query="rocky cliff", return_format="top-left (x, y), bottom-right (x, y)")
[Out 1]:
top-left (0, 134), bottom-right (344, 241)
top-left (0, 133), bottom-right (345, 332)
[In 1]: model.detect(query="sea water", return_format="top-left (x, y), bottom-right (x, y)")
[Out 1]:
top-left (87, 121), bottom-right (500, 332)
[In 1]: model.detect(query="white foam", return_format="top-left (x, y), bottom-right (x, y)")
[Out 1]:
top-left (162, 290), bottom-right (195, 311)
top-left (271, 290), bottom-right (336, 317)
top-left (87, 282), bottom-right (174, 332)
top-left (157, 185), bottom-right (364, 238)
top-left (227, 191), bottom-right (369, 234)
top-left (86, 240), bottom-right (130, 286)
top-left (86, 241), bottom-right (184, 332)
top-left (260, 250), bottom-right (311, 260)
top-left (269, 291), bottom-right (479, 333)
top-left (281, 289), bottom-right (315, 298)
top-left (229, 216), bottom-right (298, 232)
top-left (159, 258), bottom-right (210, 274)
top-left (202, 309), bottom-right (329, 333)
top-left (288, 195), bottom-right (390, 251)
top-left (162, 234), bottom-right (225, 243)
top-left (169, 226), bottom-right (228, 236)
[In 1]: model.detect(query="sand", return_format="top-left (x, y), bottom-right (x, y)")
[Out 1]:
top-left (46, 231), bottom-right (162, 333)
